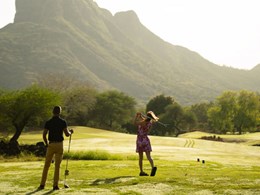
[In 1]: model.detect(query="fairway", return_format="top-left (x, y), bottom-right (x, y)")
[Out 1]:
top-left (19, 126), bottom-right (260, 165)
top-left (1, 126), bottom-right (260, 194)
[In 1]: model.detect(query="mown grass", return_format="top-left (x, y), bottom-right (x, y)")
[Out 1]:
top-left (0, 159), bottom-right (259, 194)
top-left (179, 131), bottom-right (260, 146)
top-left (1, 126), bottom-right (260, 194)
top-left (17, 126), bottom-right (260, 165)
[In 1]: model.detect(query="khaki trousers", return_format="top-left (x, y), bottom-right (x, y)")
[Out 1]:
top-left (40, 142), bottom-right (63, 187)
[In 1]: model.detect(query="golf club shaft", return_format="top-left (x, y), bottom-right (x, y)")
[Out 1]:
top-left (64, 133), bottom-right (72, 187)
top-left (65, 134), bottom-right (72, 170)
top-left (141, 113), bottom-right (168, 127)
top-left (68, 133), bottom-right (72, 153)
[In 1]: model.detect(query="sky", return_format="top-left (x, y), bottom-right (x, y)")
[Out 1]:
top-left (0, 0), bottom-right (260, 70)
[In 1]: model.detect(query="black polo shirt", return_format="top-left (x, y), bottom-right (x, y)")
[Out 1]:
top-left (44, 116), bottom-right (67, 142)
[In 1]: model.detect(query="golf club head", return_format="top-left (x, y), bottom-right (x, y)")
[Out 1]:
top-left (65, 169), bottom-right (69, 176)
top-left (64, 183), bottom-right (70, 188)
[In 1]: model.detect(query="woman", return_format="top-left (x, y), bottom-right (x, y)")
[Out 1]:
top-left (134, 111), bottom-right (158, 176)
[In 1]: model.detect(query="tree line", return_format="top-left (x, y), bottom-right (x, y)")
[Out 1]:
top-left (0, 83), bottom-right (259, 143)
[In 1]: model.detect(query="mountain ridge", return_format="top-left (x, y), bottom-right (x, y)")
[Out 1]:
top-left (0, 0), bottom-right (259, 105)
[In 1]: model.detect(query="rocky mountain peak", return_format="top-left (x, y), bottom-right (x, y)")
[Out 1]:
top-left (14, 0), bottom-right (102, 24)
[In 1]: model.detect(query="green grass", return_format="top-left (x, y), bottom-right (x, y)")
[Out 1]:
top-left (1, 126), bottom-right (260, 194)
top-left (0, 160), bottom-right (259, 194)
top-left (63, 150), bottom-right (138, 161)
top-left (17, 126), bottom-right (260, 165)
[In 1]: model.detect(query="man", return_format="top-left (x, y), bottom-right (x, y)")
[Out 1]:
top-left (38, 106), bottom-right (73, 190)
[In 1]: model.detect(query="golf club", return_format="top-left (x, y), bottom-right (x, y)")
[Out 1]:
top-left (64, 133), bottom-right (72, 188)
top-left (141, 113), bottom-right (169, 127)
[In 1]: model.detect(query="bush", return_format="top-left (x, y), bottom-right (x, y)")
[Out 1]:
top-left (200, 135), bottom-right (223, 142)
top-left (63, 150), bottom-right (137, 161)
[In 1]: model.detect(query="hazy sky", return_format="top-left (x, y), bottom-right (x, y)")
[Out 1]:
top-left (1, 0), bottom-right (259, 70)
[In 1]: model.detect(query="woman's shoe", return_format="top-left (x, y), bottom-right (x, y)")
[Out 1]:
top-left (150, 166), bottom-right (157, 176)
top-left (139, 171), bottom-right (149, 176)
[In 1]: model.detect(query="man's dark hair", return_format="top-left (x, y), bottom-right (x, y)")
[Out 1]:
top-left (53, 106), bottom-right (61, 115)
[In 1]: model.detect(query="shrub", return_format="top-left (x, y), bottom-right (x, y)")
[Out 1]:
top-left (63, 150), bottom-right (137, 161)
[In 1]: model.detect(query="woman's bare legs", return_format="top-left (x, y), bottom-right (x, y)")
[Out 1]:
top-left (145, 151), bottom-right (154, 168)
top-left (138, 152), bottom-right (144, 173)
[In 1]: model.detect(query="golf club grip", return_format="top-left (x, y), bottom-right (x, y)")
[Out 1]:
top-left (141, 113), bottom-right (167, 127)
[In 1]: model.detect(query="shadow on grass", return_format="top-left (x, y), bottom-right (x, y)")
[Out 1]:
top-left (91, 176), bottom-right (136, 185)
top-left (25, 189), bottom-right (54, 195)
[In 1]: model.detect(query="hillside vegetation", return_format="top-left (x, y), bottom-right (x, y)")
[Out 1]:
top-left (0, 0), bottom-right (260, 105)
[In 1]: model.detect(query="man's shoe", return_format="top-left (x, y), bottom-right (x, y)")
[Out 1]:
top-left (38, 185), bottom-right (44, 190)
top-left (53, 186), bottom-right (60, 190)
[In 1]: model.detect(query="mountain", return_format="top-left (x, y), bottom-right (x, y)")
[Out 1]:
top-left (0, 0), bottom-right (259, 105)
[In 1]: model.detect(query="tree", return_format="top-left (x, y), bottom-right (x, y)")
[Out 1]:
top-left (0, 85), bottom-right (61, 143)
top-left (63, 86), bottom-right (97, 126)
top-left (190, 102), bottom-right (213, 130)
top-left (183, 108), bottom-right (197, 131)
top-left (146, 94), bottom-right (174, 116)
top-left (91, 90), bottom-right (136, 131)
top-left (207, 106), bottom-right (224, 133)
top-left (156, 103), bottom-right (197, 136)
top-left (0, 90), bottom-right (15, 135)
top-left (207, 91), bottom-right (237, 133)
top-left (207, 90), bottom-right (260, 134)
top-left (233, 90), bottom-right (260, 134)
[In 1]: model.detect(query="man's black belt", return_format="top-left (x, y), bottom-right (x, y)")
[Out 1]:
top-left (49, 141), bottom-right (63, 144)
